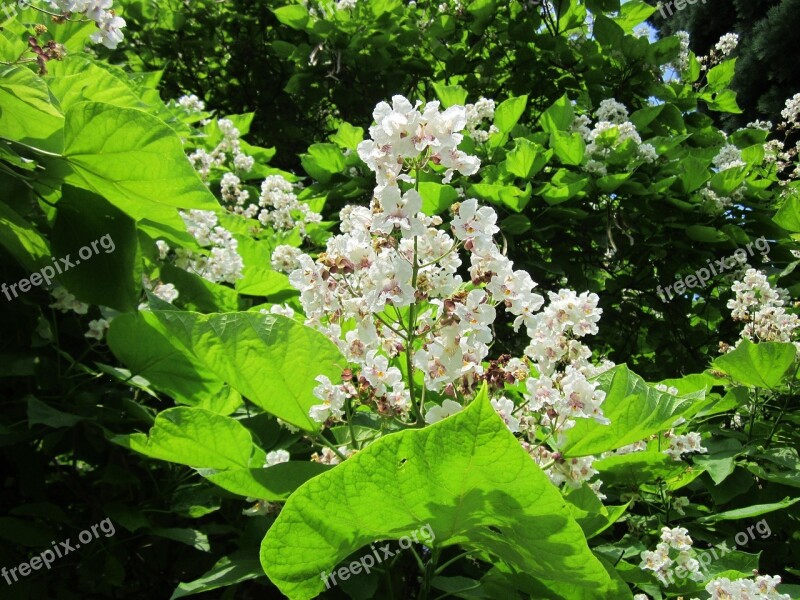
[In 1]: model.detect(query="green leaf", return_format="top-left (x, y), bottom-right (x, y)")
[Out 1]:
top-left (150, 528), bottom-right (210, 551)
top-left (301, 143), bottom-right (345, 183)
top-left (115, 406), bottom-right (255, 469)
top-left (550, 131), bottom-right (585, 165)
top-left (431, 82), bottom-right (468, 108)
top-left (170, 555), bottom-right (264, 599)
top-left (703, 89), bottom-right (742, 113)
top-left (50, 186), bottom-right (141, 311)
top-left (592, 14), bottom-right (624, 46)
top-left (329, 122), bottom-right (365, 150)
top-left (562, 365), bottom-right (705, 457)
top-left (698, 497), bottom-right (800, 523)
top-left (595, 451), bottom-right (690, 488)
top-left (260, 388), bottom-right (613, 600)
top-left (272, 5), bottom-right (311, 30)
top-left (504, 138), bottom-right (550, 179)
top-left (494, 95), bottom-right (528, 133)
top-left (46, 59), bottom-right (147, 112)
top-left (536, 170), bottom-right (588, 205)
top-left (107, 310), bottom-right (242, 413)
top-left (678, 157), bottom-right (710, 193)
top-left (564, 484), bottom-right (628, 540)
top-left (712, 339), bottom-right (797, 389)
top-left (0, 201), bottom-right (50, 272)
top-left (418, 181), bottom-right (459, 215)
top-left (62, 102), bottom-right (220, 222)
top-left (774, 193), bottom-right (800, 233)
top-left (26, 397), bottom-right (83, 428)
top-left (0, 66), bottom-right (64, 152)
top-left (686, 225), bottom-right (729, 243)
top-left (706, 59), bottom-right (737, 92)
top-left (205, 462), bottom-right (330, 500)
top-left (692, 438), bottom-right (741, 485)
top-left (468, 182), bottom-right (530, 212)
top-left (710, 166), bottom-right (747, 196)
top-left (151, 311), bottom-right (347, 431)
top-left (161, 264), bottom-right (240, 313)
top-left (539, 94), bottom-right (574, 134)
top-left (612, 0), bottom-right (655, 32)
top-left (500, 214), bottom-right (531, 234)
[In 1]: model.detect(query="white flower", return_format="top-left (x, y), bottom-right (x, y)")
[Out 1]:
top-left (451, 198), bottom-right (499, 242)
top-left (271, 245), bottom-right (304, 273)
top-left (361, 351), bottom-right (403, 396)
top-left (176, 210), bottom-right (244, 284)
top-left (706, 574), bottom-right (790, 599)
top-left (178, 94), bottom-right (205, 113)
top-left (713, 144), bottom-right (746, 171)
top-left (781, 93), bottom-right (800, 125)
top-left (309, 374), bottom-right (347, 423)
top-left (371, 187), bottom-right (425, 238)
top-left (663, 431), bottom-right (707, 460)
top-left (424, 399), bottom-right (464, 424)
top-left (491, 397), bottom-right (520, 432)
top-left (264, 449), bottom-right (290, 467)
top-left (155, 240), bottom-right (170, 260)
top-left (152, 282), bottom-right (179, 304)
top-left (714, 32), bottom-right (739, 57)
top-left (262, 304), bottom-right (295, 319)
top-left (595, 99), bottom-right (629, 124)
top-left (50, 286), bottom-right (89, 315)
top-left (84, 318), bottom-right (109, 340)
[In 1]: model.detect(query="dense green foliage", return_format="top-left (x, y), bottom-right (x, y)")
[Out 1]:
top-left (649, 0), bottom-right (800, 130)
top-left (1, 1), bottom-right (799, 599)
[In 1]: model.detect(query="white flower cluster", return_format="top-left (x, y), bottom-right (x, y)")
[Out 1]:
top-left (464, 97), bottom-right (498, 143)
top-left (698, 185), bottom-right (733, 213)
top-left (85, 318), bottom-right (109, 340)
top-left (217, 173), bottom-right (322, 238)
top-left (713, 144), bottom-right (746, 171)
top-left (356, 95), bottom-right (481, 186)
top-left (47, 0), bottom-right (126, 49)
top-left (639, 526), bottom-right (704, 586)
top-left (705, 575), bottom-right (790, 600)
top-left (258, 175), bottom-right (321, 235)
top-left (286, 96), bottom-right (612, 494)
top-left (573, 99), bottom-right (658, 175)
top-left (271, 244), bottom-right (304, 273)
top-left (335, 0), bottom-right (357, 9)
top-left (727, 268), bottom-right (799, 348)
top-left (780, 93), bottom-right (800, 126)
top-left (663, 430), bottom-right (707, 460)
top-left (188, 118), bottom-right (254, 181)
top-left (714, 33), bottom-right (739, 57)
top-left (177, 94), bottom-right (205, 113)
top-left (50, 287), bottom-right (115, 340)
top-left (675, 30), bottom-right (691, 71)
top-left (50, 285), bottom-right (89, 315)
top-left (169, 210), bottom-right (245, 284)
top-left (748, 120), bottom-right (773, 132)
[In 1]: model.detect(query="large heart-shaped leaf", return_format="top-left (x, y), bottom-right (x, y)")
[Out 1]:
top-left (260, 388), bottom-right (613, 599)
